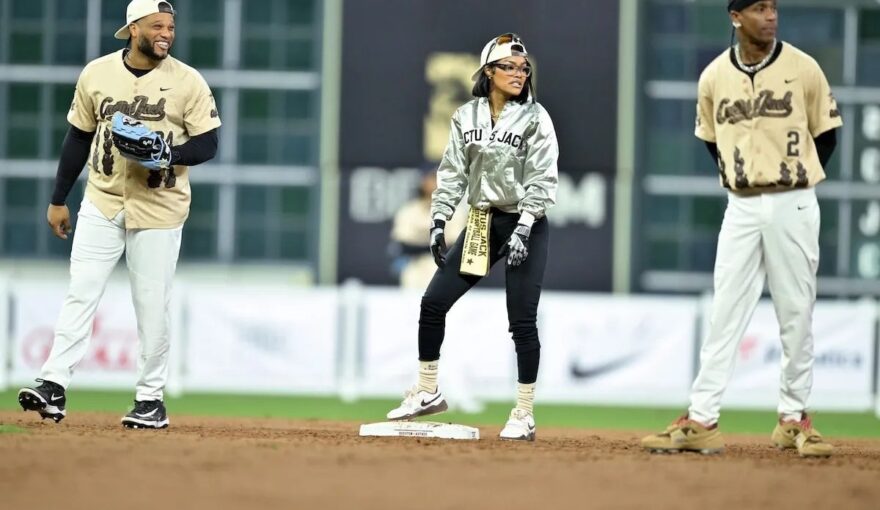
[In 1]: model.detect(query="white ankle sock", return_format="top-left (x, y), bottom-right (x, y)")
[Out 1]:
top-left (417, 361), bottom-right (439, 394)
top-left (516, 383), bottom-right (536, 414)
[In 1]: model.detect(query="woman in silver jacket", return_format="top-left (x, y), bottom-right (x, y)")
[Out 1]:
top-left (386, 33), bottom-right (559, 441)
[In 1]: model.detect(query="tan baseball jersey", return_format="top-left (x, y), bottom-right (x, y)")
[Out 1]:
top-left (68, 49), bottom-right (221, 228)
top-left (695, 42), bottom-right (842, 191)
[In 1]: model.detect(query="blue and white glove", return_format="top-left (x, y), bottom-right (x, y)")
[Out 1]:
top-left (110, 112), bottom-right (171, 171)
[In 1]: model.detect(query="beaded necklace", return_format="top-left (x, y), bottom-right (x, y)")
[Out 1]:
top-left (735, 38), bottom-right (777, 74)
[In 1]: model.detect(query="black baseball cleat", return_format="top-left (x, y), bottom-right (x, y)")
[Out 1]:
top-left (18, 379), bottom-right (67, 423)
top-left (121, 400), bottom-right (170, 429)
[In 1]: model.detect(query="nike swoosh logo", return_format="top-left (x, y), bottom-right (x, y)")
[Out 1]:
top-left (135, 408), bottom-right (159, 418)
top-left (570, 356), bottom-right (637, 379)
top-left (420, 394), bottom-right (442, 407)
top-left (50, 394), bottom-right (63, 402)
top-left (785, 79), bottom-right (797, 84)
top-left (160, 87), bottom-right (172, 91)
top-left (797, 205), bottom-right (808, 210)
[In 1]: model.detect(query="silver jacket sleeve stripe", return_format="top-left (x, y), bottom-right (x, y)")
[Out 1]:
top-left (432, 115), bottom-right (469, 220)
top-left (520, 104), bottom-right (558, 219)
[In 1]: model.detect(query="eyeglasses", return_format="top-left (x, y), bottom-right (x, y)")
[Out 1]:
top-left (492, 62), bottom-right (532, 77)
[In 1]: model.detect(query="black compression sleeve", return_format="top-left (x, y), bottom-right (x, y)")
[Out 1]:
top-left (815, 129), bottom-right (837, 168)
top-left (51, 126), bottom-right (95, 206)
top-left (169, 129), bottom-right (218, 167)
top-left (705, 141), bottom-right (719, 166)
top-left (398, 242), bottom-right (431, 256)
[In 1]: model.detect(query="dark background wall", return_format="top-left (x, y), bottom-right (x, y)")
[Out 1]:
top-left (338, 0), bottom-right (620, 290)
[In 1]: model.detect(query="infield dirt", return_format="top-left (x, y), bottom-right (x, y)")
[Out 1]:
top-left (2, 411), bottom-right (878, 510)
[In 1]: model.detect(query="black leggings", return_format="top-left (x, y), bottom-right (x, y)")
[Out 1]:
top-left (418, 210), bottom-right (549, 384)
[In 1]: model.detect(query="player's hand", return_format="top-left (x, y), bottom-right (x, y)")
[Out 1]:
top-left (499, 224), bottom-right (531, 267)
top-left (47, 204), bottom-right (72, 240)
top-left (429, 219), bottom-right (447, 268)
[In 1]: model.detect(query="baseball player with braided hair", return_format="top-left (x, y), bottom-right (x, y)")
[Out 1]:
top-left (17, 0), bottom-right (220, 429)
top-left (385, 33), bottom-right (558, 441)
top-left (641, 0), bottom-right (841, 456)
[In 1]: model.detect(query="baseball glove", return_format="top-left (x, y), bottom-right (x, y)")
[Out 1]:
top-left (110, 112), bottom-right (171, 171)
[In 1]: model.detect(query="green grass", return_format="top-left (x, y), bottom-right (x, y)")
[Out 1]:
top-left (1, 390), bottom-right (878, 438)
top-left (0, 424), bottom-right (27, 434)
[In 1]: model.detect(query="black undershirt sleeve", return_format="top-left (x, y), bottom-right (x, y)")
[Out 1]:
top-left (51, 126), bottom-right (95, 206)
top-left (170, 128), bottom-right (218, 167)
top-left (705, 141), bottom-right (719, 166)
top-left (397, 242), bottom-right (431, 256)
top-left (814, 128), bottom-right (837, 168)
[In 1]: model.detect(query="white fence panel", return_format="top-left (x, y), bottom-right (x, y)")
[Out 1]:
top-left (0, 277), bottom-right (8, 391)
top-left (8, 281), bottom-right (148, 390)
top-left (182, 284), bottom-right (339, 394)
top-left (539, 293), bottom-right (698, 406)
top-left (359, 288), bottom-right (515, 408)
top-left (702, 298), bottom-right (877, 411)
top-left (2, 272), bottom-right (876, 412)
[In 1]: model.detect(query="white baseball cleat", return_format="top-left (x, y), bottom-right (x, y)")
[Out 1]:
top-left (499, 408), bottom-right (536, 441)
top-left (386, 386), bottom-right (448, 421)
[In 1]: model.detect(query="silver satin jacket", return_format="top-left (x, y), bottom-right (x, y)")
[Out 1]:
top-left (431, 97), bottom-right (559, 220)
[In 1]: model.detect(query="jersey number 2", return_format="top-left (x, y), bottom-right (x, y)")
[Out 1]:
top-left (787, 131), bottom-right (800, 157)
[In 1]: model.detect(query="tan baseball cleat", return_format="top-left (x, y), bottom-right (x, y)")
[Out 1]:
top-left (641, 415), bottom-right (725, 455)
top-left (771, 413), bottom-right (833, 457)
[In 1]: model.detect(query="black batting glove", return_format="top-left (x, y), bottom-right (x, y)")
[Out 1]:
top-left (429, 219), bottom-right (447, 268)
top-left (499, 224), bottom-right (531, 267)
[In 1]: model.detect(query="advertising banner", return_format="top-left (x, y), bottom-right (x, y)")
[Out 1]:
top-left (183, 285), bottom-right (340, 394)
top-left (359, 288), bottom-right (515, 410)
top-left (0, 278), bottom-right (8, 390)
top-left (9, 281), bottom-right (148, 389)
top-left (358, 290), bottom-right (699, 408)
top-left (702, 298), bottom-right (877, 411)
top-left (538, 293), bottom-right (699, 406)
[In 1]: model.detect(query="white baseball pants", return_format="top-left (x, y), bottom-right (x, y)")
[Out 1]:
top-left (689, 187), bottom-right (820, 425)
top-left (40, 196), bottom-right (182, 401)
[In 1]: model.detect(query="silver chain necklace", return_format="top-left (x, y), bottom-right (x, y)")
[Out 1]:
top-left (735, 39), bottom-right (777, 74)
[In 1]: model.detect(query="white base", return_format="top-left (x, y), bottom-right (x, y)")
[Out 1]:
top-left (359, 421), bottom-right (480, 440)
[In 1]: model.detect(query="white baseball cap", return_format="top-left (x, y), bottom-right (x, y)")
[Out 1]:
top-left (114, 0), bottom-right (176, 40)
top-left (471, 33), bottom-right (529, 81)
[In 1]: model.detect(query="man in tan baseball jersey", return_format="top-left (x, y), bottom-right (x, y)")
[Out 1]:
top-left (17, 0), bottom-right (220, 429)
top-left (642, 0), bottom-right (841, 457)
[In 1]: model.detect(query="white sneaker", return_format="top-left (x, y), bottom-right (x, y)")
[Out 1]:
top-left (499, 408), bottom-right (536, 441)
top-left (386, 386), bottom-right (448, 421)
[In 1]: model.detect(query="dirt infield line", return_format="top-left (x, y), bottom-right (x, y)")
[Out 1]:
top-left (2, 411), bottom-right (879, 510)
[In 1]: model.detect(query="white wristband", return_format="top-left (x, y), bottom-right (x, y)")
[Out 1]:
top-left (517, 211), bottom-right (536, 228)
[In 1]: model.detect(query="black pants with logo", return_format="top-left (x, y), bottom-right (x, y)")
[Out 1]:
top-left (418, 209), bottom-right (549, 384)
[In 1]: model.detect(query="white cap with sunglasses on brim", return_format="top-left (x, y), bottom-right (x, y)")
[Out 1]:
top-left (114, 0), bottom-right (175, 40)
top-left (471, 33), bottom-right (529, 81)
